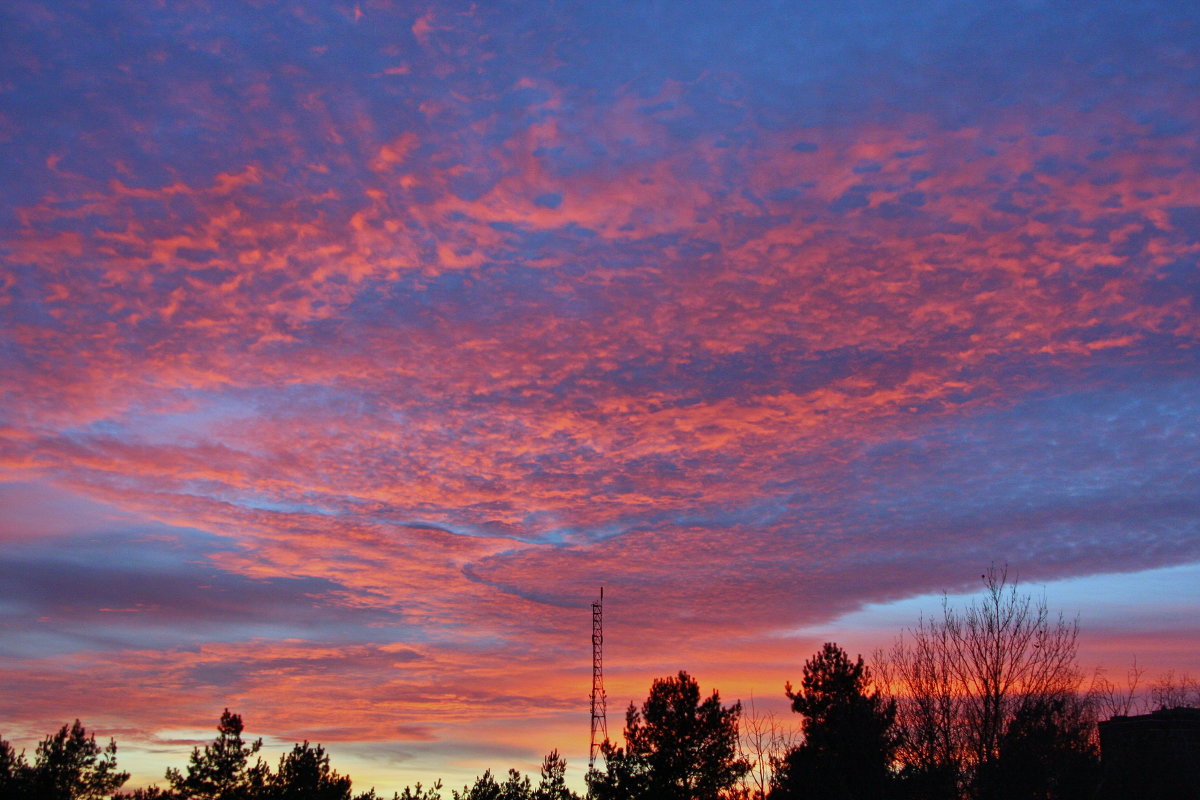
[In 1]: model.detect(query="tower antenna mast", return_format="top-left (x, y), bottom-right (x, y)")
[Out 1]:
top-left (589, 586), bottom-right (607, 772)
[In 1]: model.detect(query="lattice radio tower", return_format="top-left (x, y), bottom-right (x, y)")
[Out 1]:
top-left (589, 586), bottom-right (607, 772)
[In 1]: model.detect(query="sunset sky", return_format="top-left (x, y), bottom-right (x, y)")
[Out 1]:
top-left (2, 0), bottom-right (1199, 793)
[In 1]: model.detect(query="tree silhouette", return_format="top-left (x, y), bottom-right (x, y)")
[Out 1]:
top-left (450, 757), bottom-right (582, 800)
top-left (590, 670), bottom-right (747, 800)
top-left (875, 611), bottom-right (963, 798)
top-left (773, 643), bottom-right (897, 800)
top-left (166, 709), bottom-right (268, 800)
top-left (736, 700), bottom-right (800, 800)
top-left (392, 781), bottom-right (445, 800)
top-left (497, 769), bottom-right (533, 800)
top-left (117, 788), bottom-right (174, 800)
top-left (352, 782), bottom-right (444, 800)
top-left (532, 750), bottom-right (576, 800)
top-left (268, 741), bottom-right (352, 800)
top-left (23, 720), bottom-right (130, 800)
top-left (974, 693), bottom-right (1098, 800)
top-left (950, 567), bottom-right (1080, 773)
top-left (875, 566), bottom-right (1082, 798)
top-left (1, 735), bottom-right (29, 796)
top-left (453, 769), bottom-right (497, 800)
top-left (1148, 670), bottom-right (1200, 710)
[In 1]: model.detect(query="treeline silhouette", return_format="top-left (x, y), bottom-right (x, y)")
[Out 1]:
top-left (0, 710), bottom-right (579, 800)
top-left (3, 567), bottom-right (1198, 800)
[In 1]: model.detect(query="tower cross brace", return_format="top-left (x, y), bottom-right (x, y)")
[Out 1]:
top-left (589, 586), bottom-right (607, 772)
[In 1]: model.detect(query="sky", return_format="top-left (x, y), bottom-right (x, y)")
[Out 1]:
top-left (2, 0), bottom-right (1199, 793)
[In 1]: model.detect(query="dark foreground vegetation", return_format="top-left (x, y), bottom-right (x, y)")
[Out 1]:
top-left (3, 568), bottom-right (1197, 800)
top-left (0, 710), bottom-right (577, 800)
